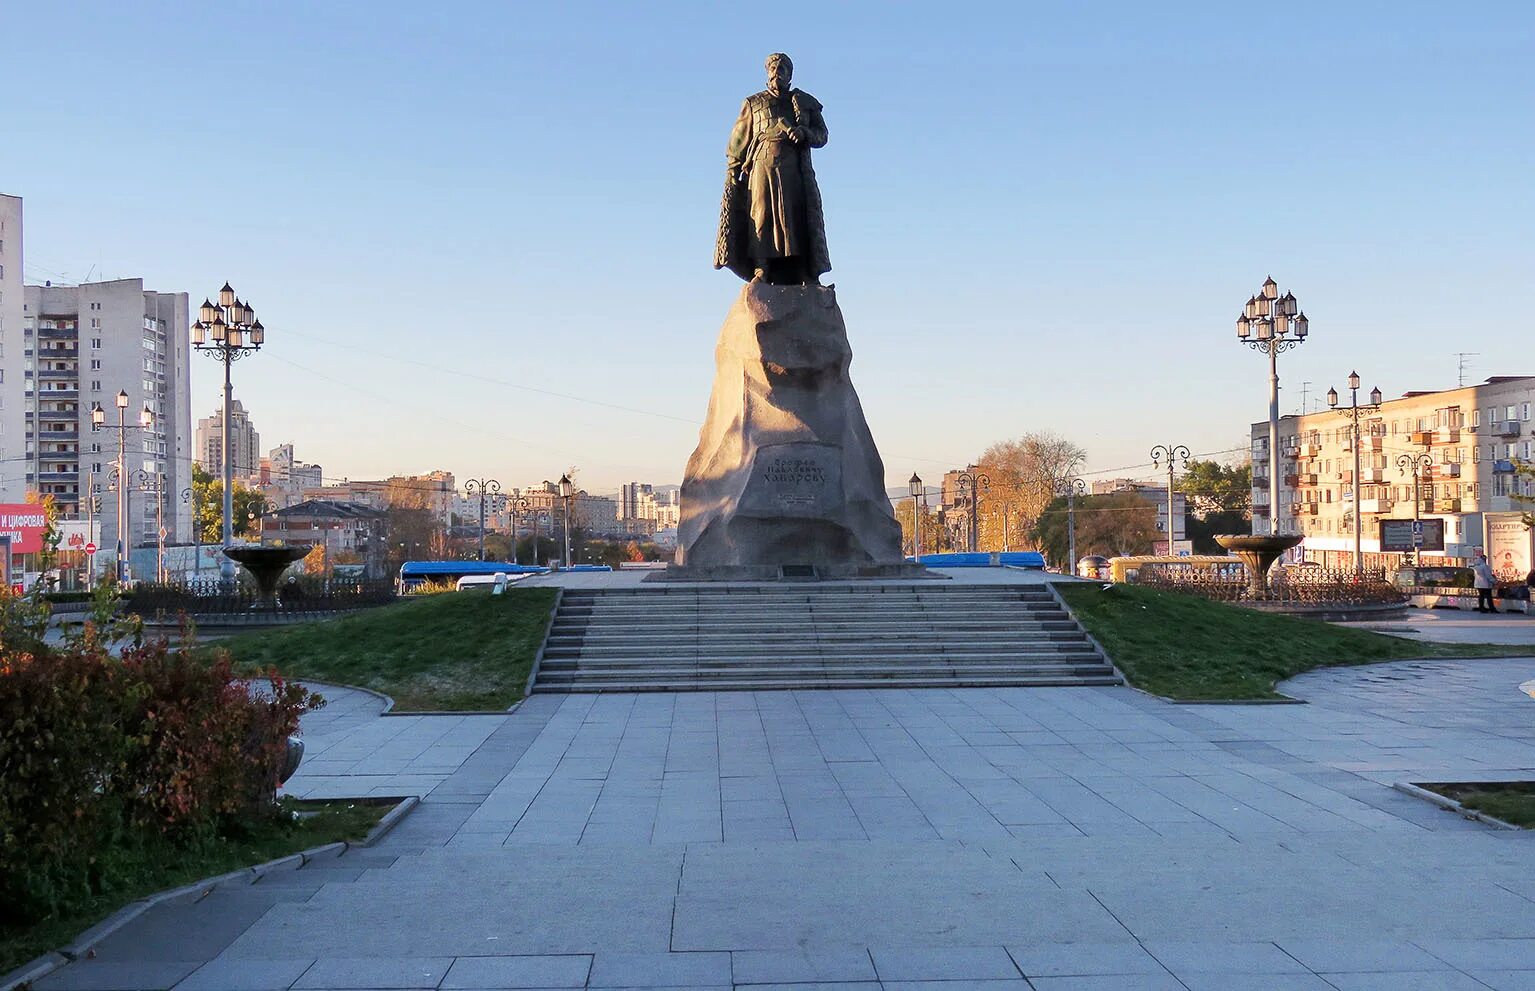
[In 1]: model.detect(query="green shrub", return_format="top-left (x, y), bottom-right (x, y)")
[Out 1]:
top-left (0, 617), bottom-right (321, 925)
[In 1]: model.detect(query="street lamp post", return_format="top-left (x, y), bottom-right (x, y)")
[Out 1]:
top-left (508, 496), bottom-right (531, 565)
top-left (181, 487), bottom-right (201, 578)
top-left (558, 475), bottom-right (575, 568)
top-left (192, 283), bottom-right (265, 584)
top-left (908, 473), bottom-right (923, 559)
top-left (1059, 477), bottom-right (1088, 573)
top-left (1150, 444), bottom-right (1190, 554)
top-left (1397, 452), bottom-right (1434, 569)
top-left (954, 467), bottom-right (991, 553)
top-left (463, 478), bottom-right (501, 561)
top-left (1327, 372), bottom-right (1384, 575)
top-left (1236, 277), bottom-right (1309, 535)
top-left (90, 391), bottom-right (154, 584)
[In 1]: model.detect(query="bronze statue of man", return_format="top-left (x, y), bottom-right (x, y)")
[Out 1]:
top-left (714, 53), bottom-right (831, 285)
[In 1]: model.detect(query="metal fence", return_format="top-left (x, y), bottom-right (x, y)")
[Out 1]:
top-left (128, 577), bottom-right (397, 620)
top-left (1136, 564), bottom-right (1405, 606)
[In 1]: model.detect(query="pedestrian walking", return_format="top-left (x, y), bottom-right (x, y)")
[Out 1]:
top-left (1472, 553), bottom-right (1498, 613)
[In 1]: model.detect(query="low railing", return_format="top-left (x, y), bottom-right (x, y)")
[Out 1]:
top-left (1137, 564), bottom-right (1405, 606)
top-left (128, 577), bottom-right (397, 621)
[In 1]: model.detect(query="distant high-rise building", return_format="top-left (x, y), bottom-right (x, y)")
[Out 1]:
top-left (264, 442), bottom-right (323, 506)
top-left (619, 481), bottom-right (653, 521)
top-left (12, 277), bottom-right (193, 554)
top-left (195, 399), bottom-right (261, 482)
top-left (0, 194), bottom-right (23, 489)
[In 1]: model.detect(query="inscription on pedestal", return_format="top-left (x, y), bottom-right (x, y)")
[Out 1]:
top-left (739, 443), bottom-right (842, 519)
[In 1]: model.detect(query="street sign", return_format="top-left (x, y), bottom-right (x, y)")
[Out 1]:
top-left (85, 542), bottom-right (97, 555)
top-left (158, 526), bottom-right (168, 539)
top-left (1380, 518), bottom-right (1445, 553)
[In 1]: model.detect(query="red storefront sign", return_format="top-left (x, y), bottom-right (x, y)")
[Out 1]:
top-left (0, 504), bottom-right (50, 554)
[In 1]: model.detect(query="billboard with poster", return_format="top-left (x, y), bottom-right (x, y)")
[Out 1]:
top-left (0, 504), bottom-right (49, 554)
top-left (1379, 518), bottom-right (1445, 553)
top-left (1483, 513), bottom-right (1533, 582)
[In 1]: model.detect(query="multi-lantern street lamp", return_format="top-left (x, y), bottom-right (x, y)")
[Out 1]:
top-left (1327, 371), bottom-right (1384, 575)
top-left (506, 496), bottom-right (531, 565)
top-left (90, 390), bottom-right (154, 584)
top-left (1149, 444), bottom-right (1190, 554)
top-left (1397, 452), bottom-right (1435, 569)
top-left (953, 467), bottom-right (990, 553)
top-left (192, 283), bottom-right (266, 583)
top-left (463, 478), bottom-right (502, 562)
top-left (1236, 277), bottom-right (1309, 535)
top-left (1058, 477), bottom-right (1088, 573)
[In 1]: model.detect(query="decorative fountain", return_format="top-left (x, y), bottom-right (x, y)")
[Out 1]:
top-left (1214, 534), bottom-right (1304, 597)
top-left (222, 545), bottom-right (310, 609)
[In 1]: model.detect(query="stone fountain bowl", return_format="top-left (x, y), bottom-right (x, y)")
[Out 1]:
top-left (223, 544), bottom-right (311, 603)
top-left (1214, 534), bottom-right (1304, 595)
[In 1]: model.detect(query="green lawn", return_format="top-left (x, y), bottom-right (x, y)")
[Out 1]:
top-left (0, 799), bottom-right (391, 976)
top-left (1423, 782), bottom-right (1535, 828)
top-left (1055, 582), bottom-right (1530, 701)
top-left (217, 587), bottom-right (558, 711)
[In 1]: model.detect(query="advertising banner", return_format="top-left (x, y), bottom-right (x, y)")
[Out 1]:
top-left (0, 504), bottom-right (49, 554)
top-left (1484, 514), bottom-right (1533, 582)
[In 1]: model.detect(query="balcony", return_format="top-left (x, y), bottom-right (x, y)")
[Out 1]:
top-left (1431, 463), bottom-right (1462, 478)
top-left (1291, 503), bottom-right (1319, 516)
top-left (1337, 470), bottom-right (1353, 483)
top-left (1358, 468), bottom-right (1386, 483)
top-left (38, 470), bottom-right (78, 483)
top-left (35, 429), bottom-right (78, 441)
top-left (1359, 498), bottom-right (1392, 514)
top-left (36, 325), bottom-right (76, 339)
top-left (1493, 459), bottom-right (1517, 473)
top-left (1490, 422), bottom-right (1521, 438)
top-left (1436, 499), bottom-right (1462, 513)
top-left (38, 366), bottom-right (77, 379)
top-left (1294, 473), bottom-right (1319, 486)
top-left (1434, 427), bottom-right (1461, 444)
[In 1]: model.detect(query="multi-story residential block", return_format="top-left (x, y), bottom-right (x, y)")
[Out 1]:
top-left (0, 194), bottom-right (22, 493)
top-left (1251, 375), bottom-right (1535, 571)
top-left (616, 481), bottom-right (681, 533)
top-left (17, 279), bottom-right (192, 560)
top-left (195, 399), bottom-right (261, 481)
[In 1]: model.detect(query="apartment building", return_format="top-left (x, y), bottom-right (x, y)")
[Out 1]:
top-left (18, 280), bottom-right (193, 560)
top-left (260, 442), bottom-right (323, 508)
top-left (195, 399), bottom-right (261, 481)
top-left (617, 481), bottom-right (680, 531)
top-left (0, 195), bottom-right (22, 494)
top-left (1251, 375), bottom-right (1535, 570)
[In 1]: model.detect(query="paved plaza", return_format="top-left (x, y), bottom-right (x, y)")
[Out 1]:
top-left (32, 656), bottom-right (1535, 990)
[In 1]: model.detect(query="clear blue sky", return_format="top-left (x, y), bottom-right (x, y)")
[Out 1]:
top-left (6, 1), bottom-right (1532, 493)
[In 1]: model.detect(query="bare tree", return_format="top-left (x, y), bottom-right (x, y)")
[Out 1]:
top-left (973, 431), bottom-right (1087, 551)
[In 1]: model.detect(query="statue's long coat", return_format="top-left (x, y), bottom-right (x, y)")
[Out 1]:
top-left (714, 88), bottom-right (831, 281)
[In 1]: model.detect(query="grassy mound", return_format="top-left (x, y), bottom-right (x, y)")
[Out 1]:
top-left (1055, 582), bottom-right (1527, 700)
top-left (218, 587), bottom-right (558, 711)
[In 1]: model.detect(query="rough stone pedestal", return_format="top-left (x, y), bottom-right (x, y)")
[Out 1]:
top-left (668, 281), bottom-right (916, 580)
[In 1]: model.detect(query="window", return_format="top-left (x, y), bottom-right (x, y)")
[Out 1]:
top-left (91, 338), bottom-right (101, 350)
top-left (90, 380), bottom-right (100, 392)
top-left (1473, 408), bottom-right (1481, 428)
top-left (1507, 405), bottom-right (1517, 422)
top-left (1524, 403), bottom-right (1532, 422)
top-left (89, 359), bottom-right (99, 369)
top-left (1473, 447), bottom-right (1482, 463)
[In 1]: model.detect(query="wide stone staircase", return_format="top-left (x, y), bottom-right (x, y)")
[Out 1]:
top-left (532, 583), bottom-right (1120, 692)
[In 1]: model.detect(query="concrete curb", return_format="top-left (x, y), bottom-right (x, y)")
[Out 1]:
top-left (1, 950), bottom-right (68, 991)
top-left (524, 586), bottom-right (565, 698)
top-left (300, 680), bottom-right (520, 718)
top-left (2, 797), bottom-right (421, 991)
top-left (1393, 781), bottom-right (1524, 830)
top-left (360, 795), bottom-right (420, 846)
top-left (1042, 581), bottom-right (1129, 688)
